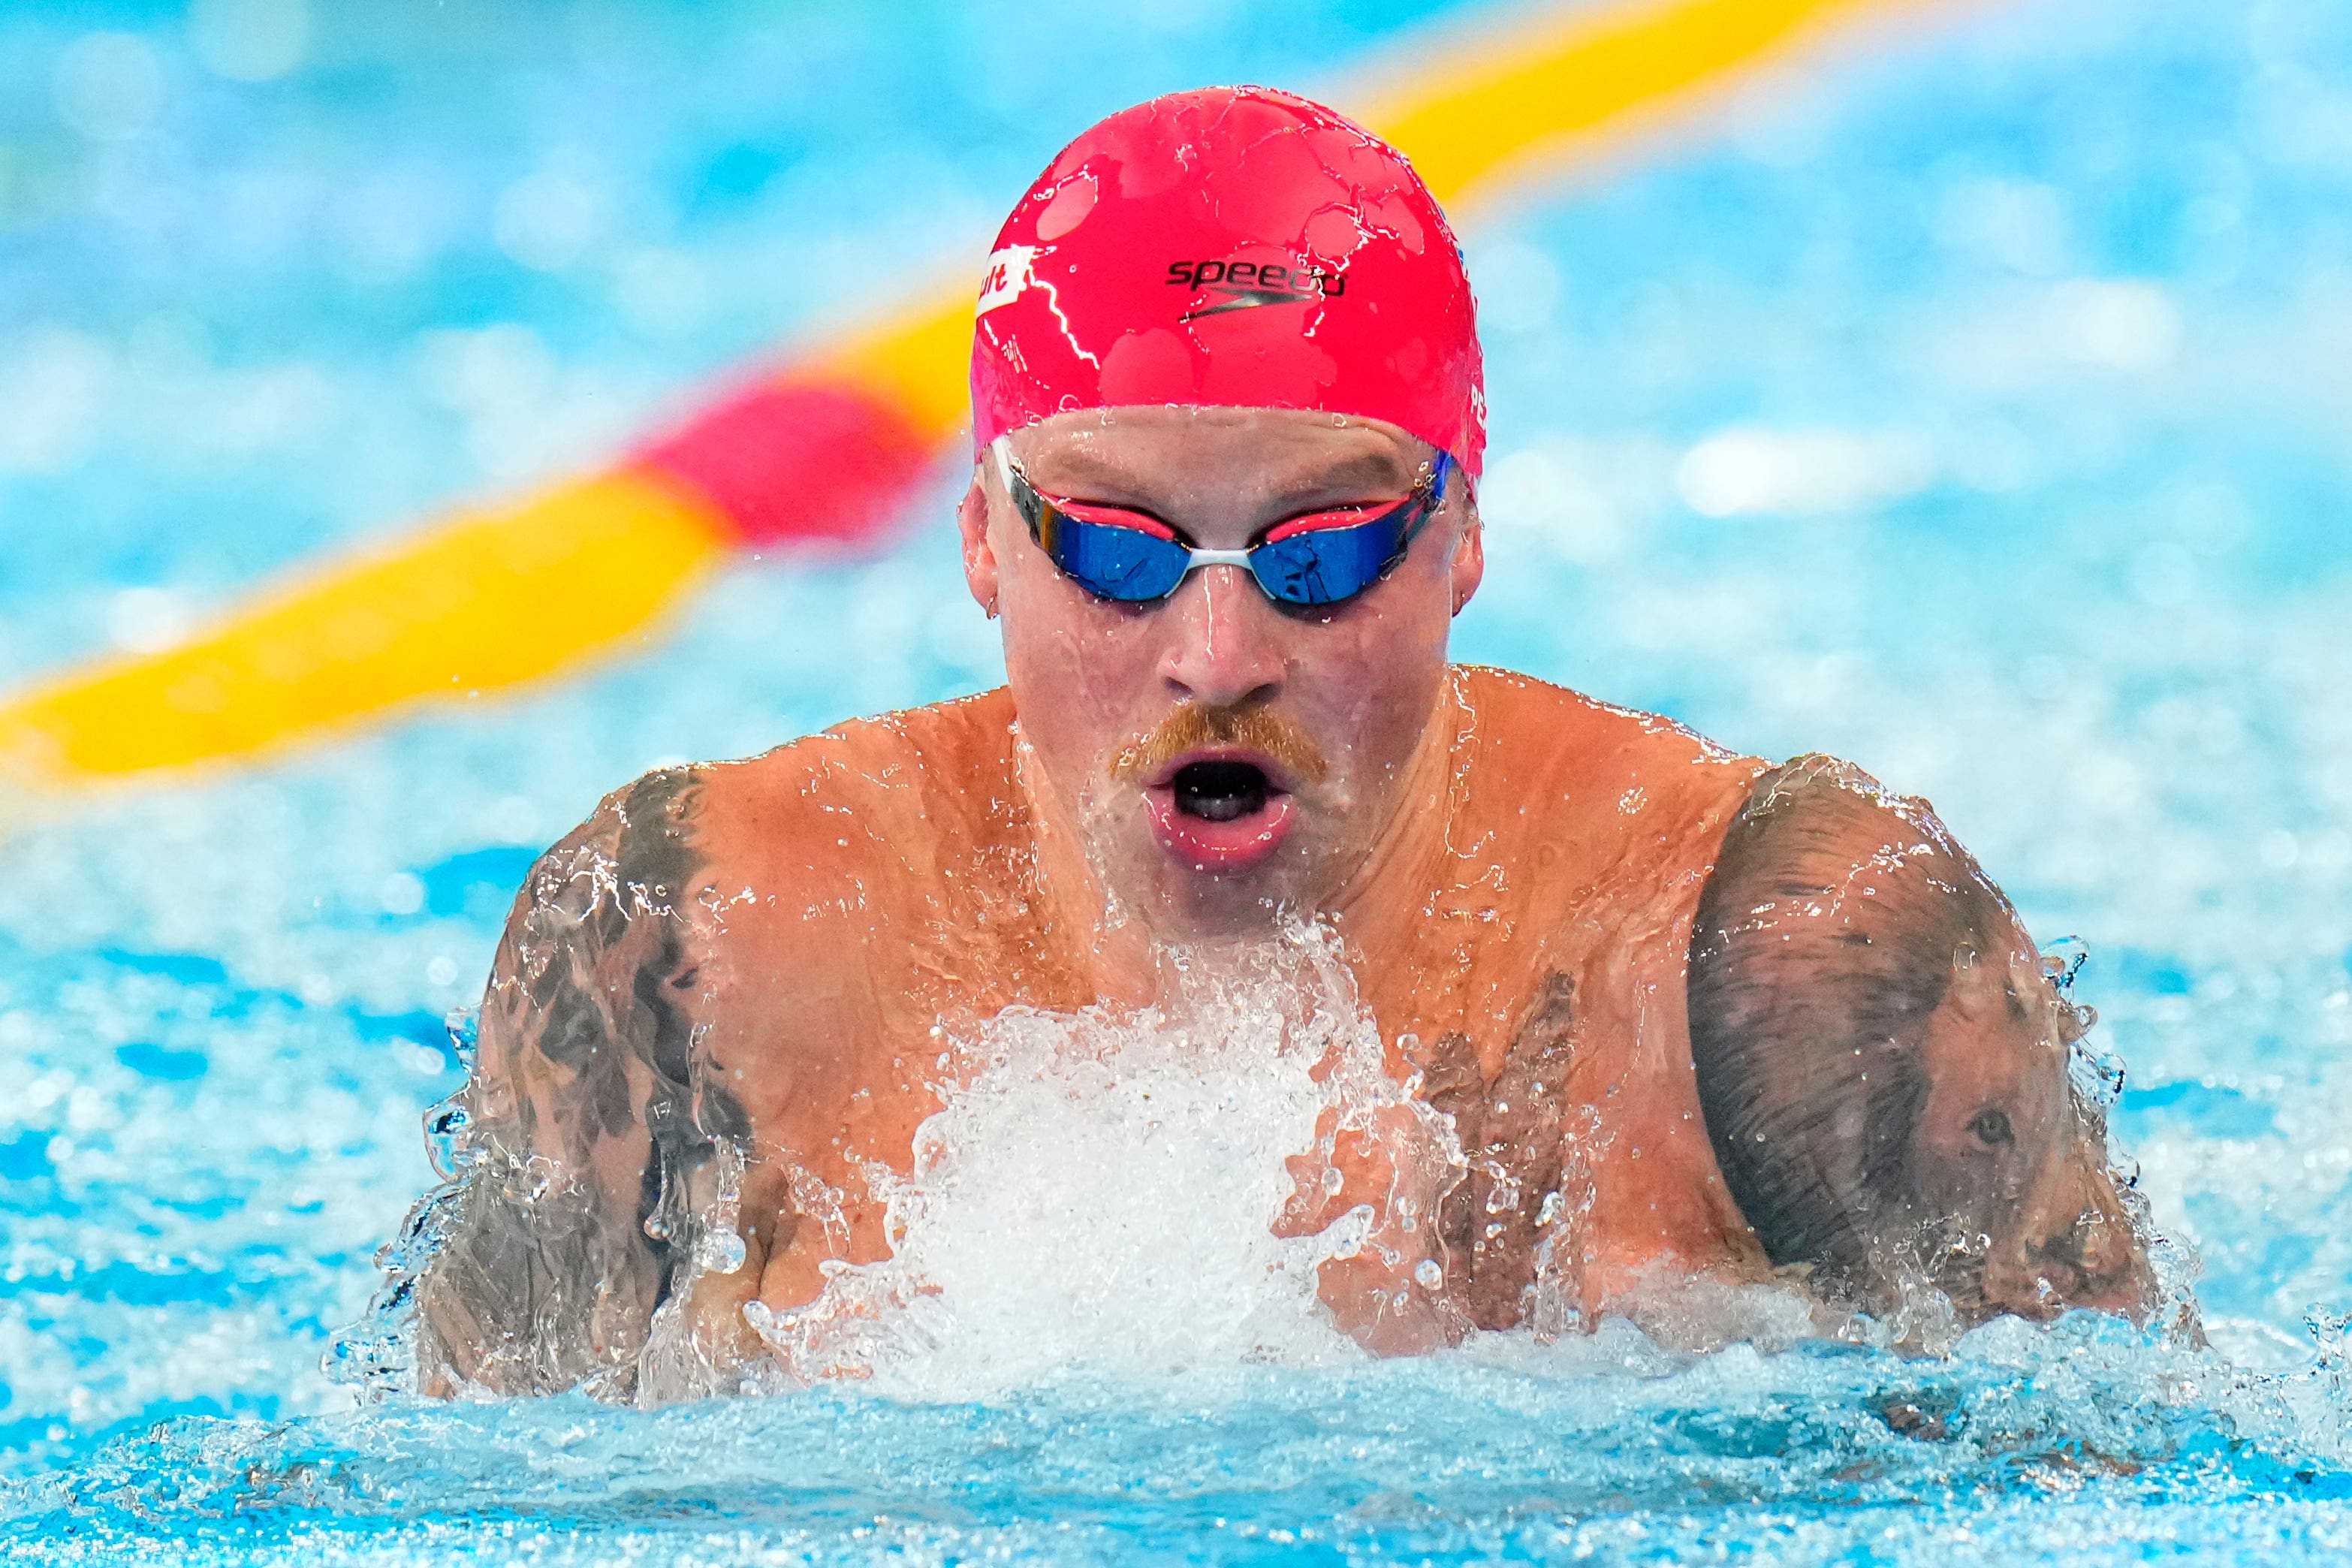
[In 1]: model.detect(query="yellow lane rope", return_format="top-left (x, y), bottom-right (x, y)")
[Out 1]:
top-left (0, 0), bottom-right (1967, 791)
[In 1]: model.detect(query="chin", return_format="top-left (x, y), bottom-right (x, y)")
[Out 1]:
top-left (1105, 822), bottom-right (1321, 938)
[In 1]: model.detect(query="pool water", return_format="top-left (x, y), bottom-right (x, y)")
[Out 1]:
top-left (6, 0), bottom-right (2352, 1560)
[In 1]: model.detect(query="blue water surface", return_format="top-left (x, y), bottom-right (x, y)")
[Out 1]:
top-left (5, 0), bottom-right (2352, 1561)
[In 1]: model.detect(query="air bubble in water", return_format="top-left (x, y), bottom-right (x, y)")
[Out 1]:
top-left (1415, 1259), bottom-right (1444, 1291)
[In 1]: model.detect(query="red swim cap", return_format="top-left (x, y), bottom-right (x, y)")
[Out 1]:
top-left (970, 86), bottom-right (1485, 478)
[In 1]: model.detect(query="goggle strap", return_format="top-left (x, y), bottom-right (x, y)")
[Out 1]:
top-left (991, 437), bottom-right (1043, 536)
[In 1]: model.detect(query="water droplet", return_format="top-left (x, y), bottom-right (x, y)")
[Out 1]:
top-left (1414, 1259), bottom-right (1444, 1291)
top-left (423, 1098), bottom-right (470, 1181)
top-left (698, 1228), bottom-right (749, 1274)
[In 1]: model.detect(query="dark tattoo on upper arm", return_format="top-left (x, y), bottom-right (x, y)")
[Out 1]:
top-left (412, 767), bottom-right (755, 1398)
top-left (1687, 755), bottom-right (2151, 1331)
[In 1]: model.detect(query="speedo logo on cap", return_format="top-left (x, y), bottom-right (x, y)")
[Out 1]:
top-left (1166, 257), bottom-right (1346, 320)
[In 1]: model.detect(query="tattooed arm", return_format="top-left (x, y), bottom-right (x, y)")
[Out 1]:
top-left (415, 768), bottom-right (752, 1398)
top-left (1686, 756), bottom-right (2154, 1328)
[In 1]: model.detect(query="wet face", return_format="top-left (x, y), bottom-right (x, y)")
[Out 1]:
top-left (1905, 945), bottom-right (2152, 1322)
top-left (957, 406), bottom-right (1483, 939)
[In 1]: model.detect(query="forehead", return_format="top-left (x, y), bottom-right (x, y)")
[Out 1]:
top-left (1006, 406), bottom-right (1430, 502)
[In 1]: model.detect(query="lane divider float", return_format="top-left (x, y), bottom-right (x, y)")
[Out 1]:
top-left (0, 0), bottom-right (1962, 789)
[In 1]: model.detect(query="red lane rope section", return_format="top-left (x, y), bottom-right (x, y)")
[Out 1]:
top-left (630, 379), bottom-right (936, 549)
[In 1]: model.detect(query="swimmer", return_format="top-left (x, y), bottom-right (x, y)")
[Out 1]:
top-left (412, 87), bottom-right (2154, 1397)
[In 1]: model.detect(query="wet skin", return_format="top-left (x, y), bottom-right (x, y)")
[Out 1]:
top-left (1687, 758), bottom-right (2154, 1327)
top-left (417, 409), bottom-right (2154, 1396)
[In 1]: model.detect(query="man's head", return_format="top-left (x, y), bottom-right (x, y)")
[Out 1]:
top-left (957, 88), bottom-right (1485, 936)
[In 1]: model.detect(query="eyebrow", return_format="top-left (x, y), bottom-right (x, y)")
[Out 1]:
top-left (1030, 449), bottom-right (1416, 511)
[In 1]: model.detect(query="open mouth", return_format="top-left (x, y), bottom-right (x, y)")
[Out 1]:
top-left (1141, 750), bottom-right (1296, 873)
top-left (1172, 759), bottom-right (1271, 822)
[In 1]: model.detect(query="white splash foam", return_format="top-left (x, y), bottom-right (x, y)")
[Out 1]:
top-left (743, 924), bottom-right (1459, 1397)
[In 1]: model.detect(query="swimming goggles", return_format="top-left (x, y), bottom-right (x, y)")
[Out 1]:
top-left (993, 439), bottom-right (1451, 607)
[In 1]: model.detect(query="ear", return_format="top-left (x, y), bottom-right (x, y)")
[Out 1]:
top-left (1449, 506), bottom-right (1485, 617)
top-left (957, 469), bottom-right (1001, 619)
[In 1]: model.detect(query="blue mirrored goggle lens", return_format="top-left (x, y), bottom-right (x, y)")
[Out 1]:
top-left (1039, 513), bottom-right (1193, 602)
top-left (1247, 519), bottom-right (1405, 606)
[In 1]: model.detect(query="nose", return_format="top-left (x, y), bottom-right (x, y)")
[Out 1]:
top-left (1983, 1158), bottom-right (2151, 1321)
top-left (2049, 1174), bottom-right (2154, 1316)
top-left (1158, 564), bottom-right (1286, 710)
top-left (2066, 1181), bottom-right (2139, 1281)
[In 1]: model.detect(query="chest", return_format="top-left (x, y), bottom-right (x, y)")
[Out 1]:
top-left (707, 885), bottom-right (1746, 1347)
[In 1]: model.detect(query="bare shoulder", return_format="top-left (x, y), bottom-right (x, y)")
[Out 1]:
top-left (1449, 666), bottom-right (1766, 865)
top-left (415, 692), bottom-right (1021, 1397)
top-left (690, 687), bottom-right (1022, 891)
top-left (1453, 665), bottom-right (1760, 790)
top-left (1686, 755), bottom-right (2156, 1333)
top-left (671, 686), bottom-right (1027, 1072)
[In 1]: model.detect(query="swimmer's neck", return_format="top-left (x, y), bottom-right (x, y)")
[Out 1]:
top-left (1319, 674), bottom-right (1468, 940)
top-left (1012, 678), bottom-right (1466, 1008)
